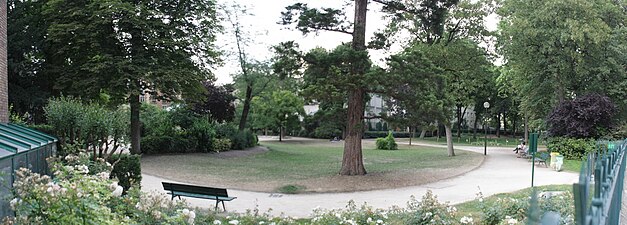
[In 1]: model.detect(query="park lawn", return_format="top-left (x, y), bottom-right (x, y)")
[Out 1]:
top-left (561, 159), bottom-right (583, 173)
top-left (454, 184), bottom-right (572, 219)
top-left (396, 134), bottom-right (522, 147)
top-left (142, 138), bottom-right (484, 192)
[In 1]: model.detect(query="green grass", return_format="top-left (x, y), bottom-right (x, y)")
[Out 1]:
top-left (561, 159), bottom-right (583, 173)
top-left (455, 184), bottom-right (572, 217)
top-left (397, 134), bottom-right (522, 147)
top-left (277, 184), bottom-right (306, 194)
top-left (142, 139), bottom-right (483, 191)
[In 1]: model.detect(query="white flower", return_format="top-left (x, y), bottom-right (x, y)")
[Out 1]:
top-left (228, 220), bottom-right (239, 225)
top-left (460, 216), bottom-right (474, 224)
top-left (507, 218), bottom-right (518, 224)
top-left (367, 217), bottom-right (373, 223)
top-left (97, 172), bottom-right (110, 179)
top-left (376, 219), bottom-right (383, 224)
top-left (188, 211), bottom-right (196, 224)
top-left (345, 219), bottom-right (357, 225)
top-left (74, 165), bottom-right (89, 174)
top-left (425, 212), bottom-right (433, 218)
top-left (213, 220), bottom-right (222, 225)
top-left (112, 185), bottom-right (123, 197)
top-left (9, 198), bottom-right (20, 209)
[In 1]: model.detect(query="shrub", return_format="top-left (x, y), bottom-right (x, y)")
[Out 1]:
top-left (212, 139), bottom-right (232, 152)
top-left (44, 97), bottom-right (129, 158)
top-left (214, 123), bottom-right (237, 139)
top-left (546, 137), bottom-right (596, 160)
top-left (547, 93), bottom-right (617, 138)
top-left (189, 118), bottom-right (216, 153)
top-left (141, 135), bottom-right (196, 154)
top-left (403, 191), bottom-right (457, 224)
top-left (364, 131), bottom-right (412, 138)
top-left (230, 130), bottom-right (258, 150)
top-left (376, 131), bottom-right (398, 150)
top-left (26, 124), bottom-right (55, 135)
top-left (7, 153), bottom-right (199, 224)
top-left (109, 154), bottom-right (142, 193)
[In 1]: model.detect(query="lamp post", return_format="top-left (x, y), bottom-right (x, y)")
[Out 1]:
top-left (483, 101), bottom-right (490, 155)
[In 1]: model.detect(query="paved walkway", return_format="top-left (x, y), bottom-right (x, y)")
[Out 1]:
top-left (141, 141), bottom-right (579, 218)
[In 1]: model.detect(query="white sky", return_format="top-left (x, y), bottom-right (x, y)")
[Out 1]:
top-left (213, 0), bottom-right (498, 84)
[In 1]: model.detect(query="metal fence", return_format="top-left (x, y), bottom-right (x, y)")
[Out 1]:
top-left (573, 139), bottom-right (626, 225)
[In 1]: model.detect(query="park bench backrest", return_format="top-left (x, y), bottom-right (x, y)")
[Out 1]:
top-left (162, 182), bottom-right (229, 197)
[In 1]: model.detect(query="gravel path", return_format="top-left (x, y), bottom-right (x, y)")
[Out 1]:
top-left (141, 139), bottom-right (579, 218)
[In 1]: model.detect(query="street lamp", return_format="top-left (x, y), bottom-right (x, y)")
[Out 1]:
top-left (483, 101), bottom-right (490, 155)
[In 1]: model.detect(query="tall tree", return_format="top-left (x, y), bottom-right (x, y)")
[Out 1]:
top-left (251, 90), bottom-right (304, 141)
top-left (281, 1), bottom-right (371, 175)
top-left (7, 0), bottom-right (53, 123)
top-left (376, 0), bottom-right (496, 156)
top-left (498, 0), bottom-right (627, 122)
top-left (42, 0), bottom-right (221, 154)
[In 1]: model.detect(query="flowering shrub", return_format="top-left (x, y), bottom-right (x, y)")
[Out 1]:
top-left (4, 153), bottom-right (198, 225)
top-left (474, 189), bottom-right (575, 225)
top-left (403, 191), bottom-right (457, 224)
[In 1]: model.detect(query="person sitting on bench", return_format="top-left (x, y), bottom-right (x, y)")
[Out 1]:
top-left (513, 141), bottom-right (526, 154)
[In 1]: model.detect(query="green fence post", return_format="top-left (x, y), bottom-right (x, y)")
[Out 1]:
top-left (530, 133), bottom-right (538, 187)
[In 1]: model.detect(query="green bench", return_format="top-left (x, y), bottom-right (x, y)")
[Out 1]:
top-left (162, 182), bottom-right (237, 211)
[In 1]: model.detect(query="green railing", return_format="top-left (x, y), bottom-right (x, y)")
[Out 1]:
top-left (574, 139), bottom-right (626, 225)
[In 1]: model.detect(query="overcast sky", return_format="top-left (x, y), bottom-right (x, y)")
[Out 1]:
top-left (213, 0), bottom-right (498, 84)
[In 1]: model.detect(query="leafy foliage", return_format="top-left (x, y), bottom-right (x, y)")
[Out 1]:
top-left (108, 154), bottom-right (142, 193)
top-left (547, 94), bottom-right (617, 138)
top-left (44, 97), bottom-right (129, 159)
top-left (546, 137), bottom-right (596, 160)
top-left (190, 81), bottom-right (237, 123)
top-left (251, 90), bottom-right (304, 134)
top-left (8, 153), bottom-right (198, 224)
top-left (211, 139), bottom-right (232, 153)
top-left (375, 131), bottom-right (398, 150)
top-left (498, 0), bottom-right (627, 121)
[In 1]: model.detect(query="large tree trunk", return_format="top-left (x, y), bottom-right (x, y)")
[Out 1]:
top-left (503, 113), bottom-right (507, 136)
top-left (339, 0), bottom-right (368, 176)
top-left (445, 123), bottom-right (455, 156)
top-left (130, 93), bottom-right (141, 154)
top-left (238, 85), bottom-right (253, 131)
top-left (341, 88), bottom-right (367, 175)
top-left (456, 105), bottom-right (462, 138)
top-left (419, 128), bottom-right (427, 139)
top-left (279, 126), bottom-right (283, 142)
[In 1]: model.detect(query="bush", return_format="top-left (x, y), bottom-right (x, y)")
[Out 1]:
top-left (212, 139), bottom-right (232, 152)
top-left (547, 93), bottom-right (617, 138)
top-left (214, 123), bottom-right (237, 139)
top-left (230, 130), bottom-right (258, 150)
top-left (26, 124), bottom-right (55, 135)
top-left (44, 96), bottom-right (129, 158)
top-left (376, 131), bottom-right (398, 150)
top-left (141, 135), bottom-right (196, 154)
top-left (189, 118), bottom-right (216, 153)
top-left (7, 153), bottom-right (199, 224)
top-left (546, 137), bottom-right (596, 160)
top-left (109, 154), bottom-right (142, 193)
top-left (364, 131), bottom-right (412, 138)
